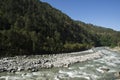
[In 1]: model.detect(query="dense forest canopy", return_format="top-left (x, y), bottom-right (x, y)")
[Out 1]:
top-left (0, 0), bottom-right (120, 56)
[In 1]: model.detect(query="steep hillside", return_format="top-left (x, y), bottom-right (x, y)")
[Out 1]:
top-left (0, 0), bottom-right (95, 56)
top-left (0, 0), bottom-right (119, 56)
top-left (75, 21), bottom-right (120, 47)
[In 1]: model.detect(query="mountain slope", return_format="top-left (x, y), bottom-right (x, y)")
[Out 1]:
top-left (75, 21), bottom-right (120, 47)
top-left (0, 0), bottom-right (120, 56)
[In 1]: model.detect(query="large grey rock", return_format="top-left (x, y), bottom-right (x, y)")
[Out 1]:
top-left (114, 72), bottom-right (120, 78)
top-left (100, 67), bottom-right (110, 72)
top-left (17, 66), bottom-right (24, 72)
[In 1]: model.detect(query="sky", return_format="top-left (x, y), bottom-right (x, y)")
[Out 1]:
top-left (41, 0), bottom-right (120, 31)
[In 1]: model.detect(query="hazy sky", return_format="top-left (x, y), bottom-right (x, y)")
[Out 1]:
top-left (42, 0), bottom-right (120, 31)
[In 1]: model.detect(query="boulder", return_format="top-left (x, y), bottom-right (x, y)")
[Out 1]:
top-left (17, 67), bottom-right (24, 72)
top-left (100, 67), bottom-right (110, 72)
top-left (63, 64), bottom-right (70, 68)
top-left (26, 66), bottom-right (38, 72)
top-left (31, 68), bottom-right (38, 72)
top-left (114, 72), bottom-right (120, 78)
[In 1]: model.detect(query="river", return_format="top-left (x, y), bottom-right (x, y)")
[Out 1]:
top-left (0, 47), bottom-right (120, 80)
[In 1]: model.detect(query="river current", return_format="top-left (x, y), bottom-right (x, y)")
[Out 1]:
top-left (0, 47), bottom-right (120, 80)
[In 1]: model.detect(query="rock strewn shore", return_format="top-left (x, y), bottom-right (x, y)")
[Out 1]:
top-left (0, 50), bottom-right (103, 73)
top-left (52, 51), bottom-right (103, 67)
top-left (111, 47), bottom-right (120, 52)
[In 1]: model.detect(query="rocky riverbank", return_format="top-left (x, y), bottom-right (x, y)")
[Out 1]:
top-left (110, 47), bottom-right (120, 52)
top-left (1, 47), bottom-right (120, 80)
top-left (0, 49), bottom-right (103, 73)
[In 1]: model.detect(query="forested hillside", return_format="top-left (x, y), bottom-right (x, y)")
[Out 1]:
top-left (0, 0), bottom-right (120, 56)
top-left (76, 21), bottom-right (120, 47)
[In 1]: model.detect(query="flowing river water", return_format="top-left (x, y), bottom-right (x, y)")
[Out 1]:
top-left (0, 47), bottom-right (120, 80)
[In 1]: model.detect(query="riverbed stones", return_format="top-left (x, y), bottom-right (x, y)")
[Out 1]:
top-left (0, 48), bottom-right (104, 73)
top-left (7, 66), bottom-right (17, 73)
top-left (0, 67), bottom-right (7, 72)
